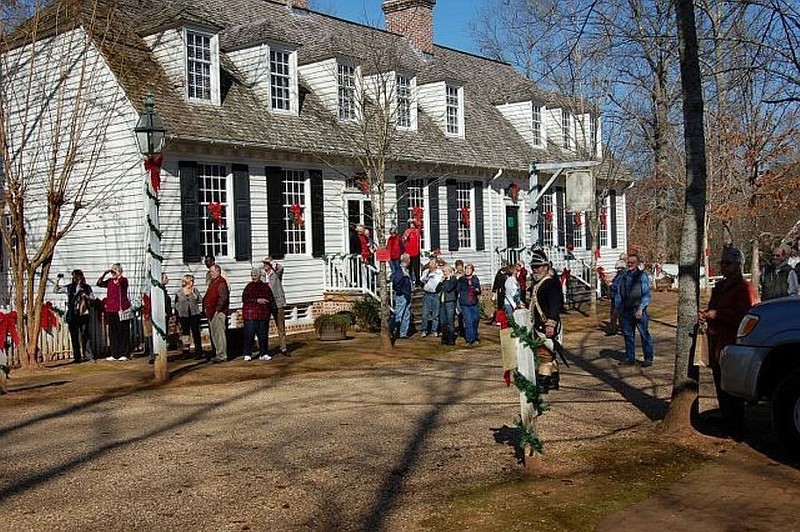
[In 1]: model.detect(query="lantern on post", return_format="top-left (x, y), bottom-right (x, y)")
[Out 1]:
top-left (134, 93), bottom-right (169, 382)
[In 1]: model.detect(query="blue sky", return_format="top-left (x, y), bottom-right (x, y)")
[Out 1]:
top-left (310, 0), bottom-right (483, 54)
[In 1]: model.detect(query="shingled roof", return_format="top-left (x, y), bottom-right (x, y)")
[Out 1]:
top-left (19, 0), bottom-right (617, 175)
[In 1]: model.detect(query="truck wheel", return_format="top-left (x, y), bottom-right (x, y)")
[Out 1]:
top-left (772, 369), bottom-right (800, 452)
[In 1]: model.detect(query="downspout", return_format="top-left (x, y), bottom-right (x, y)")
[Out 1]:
top-left (489, 169), bottom-right (504, 272)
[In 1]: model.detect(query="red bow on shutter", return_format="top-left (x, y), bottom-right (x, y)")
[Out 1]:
top-left (144, 154), bottom-right (164, 193)
top-left (460, 206), bottom-right (470, 226)
top-left (41, 302), bottom-right (59, 335)
top-left (208, 202), bottom-right (224, 227)
top-left (0, 310), bottom-right (21, 346)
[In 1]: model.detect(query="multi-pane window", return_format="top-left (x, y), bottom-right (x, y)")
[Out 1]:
top-left (599, 198), bottom-right (609, 247)
top-left (396, 74), bottom-right (411, 128)
top-left (198, 163), bottom-right (228, 257)
top-left (542, 193), bottom-right (554, 247)
top-left (338, 63), bottom-right (357, 121)
top-left (446, 85), bottom-right (460, 135)
top-left (283, 169), bottom-right (308, 255)
top-left (456, 183), bottom-right (472, 248)
top-left (532, 105), bottom-right (542, 146)
top-left (407, 179), bottom-right (426, 248)
top-left (562, 109), bottom-right (571, 150)
top-left (270, 48), bottom-right (291, 111)
top-left (571, 212), bottom-right (584, 248)
top-left (186, 31), bottom-right (212, 100)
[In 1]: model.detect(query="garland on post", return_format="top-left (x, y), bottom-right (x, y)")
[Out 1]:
top-left (505, 312), bottom-right (550, 453)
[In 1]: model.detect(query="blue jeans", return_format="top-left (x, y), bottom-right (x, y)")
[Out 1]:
top-left (620, 308), bottom-right (654, 362)
top-left (389, 260), bottom-right (400, 277)
top-left (461, 304), bottom-right (479, 343)
top-left (394, 296), bottom-right (411, 337)
top-left (421, 292), bottom-right (440, 333)
top-left (439, 301), bottom-right (456, 344)
top-left (243, 319), bottom-right (268, 357)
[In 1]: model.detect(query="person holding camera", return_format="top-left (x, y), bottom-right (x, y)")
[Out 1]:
top-left (54, 270), bottom-right (95, 363)
top-left (97, 263), bottom-right (132, 359)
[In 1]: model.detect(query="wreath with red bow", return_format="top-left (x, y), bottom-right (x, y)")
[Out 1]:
top-left (574, 212), bottom-right (582, 227)
top-left (507, 183), bottom-right (520, 204)
top-left (544, 210), bottom-right (554, 223)
top-left (460, 206), bottom-right (470, 226)
top-left (412, 205), bottom-right (423, 225)
top-left (290, 204), bottom-right (305, 227)
top-left (207, 202), bottom-right (225, 227)
top-left (358, 174), bottom-right (370, 195)
top-left (600, 208), bottom-right (608, 229)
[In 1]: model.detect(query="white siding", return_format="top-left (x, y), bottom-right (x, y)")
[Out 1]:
top-left (228, 45), bottom-right (271, 106)
top-left (3, 27), bottom-right (147, 305)
top-left (417, 81), bottom-right (446, 135)
top-left (298, 58), bottom-right (338, 116)
top-left (496, 101), bottom-right (533, 146)
top-left (545, 107), bottom-right (562, 149)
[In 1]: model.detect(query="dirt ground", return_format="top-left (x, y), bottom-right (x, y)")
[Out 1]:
top-left (1, 292), bottom-right (798, 531)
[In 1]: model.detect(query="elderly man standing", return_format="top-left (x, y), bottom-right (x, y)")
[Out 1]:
top-left (760, 245), bottom-right (798, 301)
top-left (615, 252), bottom-right (655, 367)
top-left (262, 256), bottom-right (288, 356)
top-left (700, 245), bottom-right (759, 436)
top-left (204, 264), bottom-right (229, 363)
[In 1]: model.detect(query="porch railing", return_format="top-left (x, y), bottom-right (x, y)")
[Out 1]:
top-left (323, 254), bottom-right (393, 302)
top-left (496, 245), bottom-right (595, 292)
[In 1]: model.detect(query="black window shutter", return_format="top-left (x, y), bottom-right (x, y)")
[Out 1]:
top-left (610, 189), bottom-right (618, 249)
top-left (556, 187), bottom-right (566, 247)
top-left (232, 164), bottom-right (252, 262)
top-left (536, 190), bottom-right (544, 247)
top-left (565, 210), bottom-right (574, 248)
top-left (179, 161), bottom-right (201, 263)
top-left (585, 210), bottom-right (593, 249)
top-left (428, 178), bottom-right (440, 250)
top-left (266, 166), bottom-right (286, 259)
top-left (396, 176), bottom-right (408, 229)
top-left (474, 181), bottom-right (485, 251)
top-left (446, 179), bottom-right (459, 251)
top-left (310, 169), bottom-right (325, 258)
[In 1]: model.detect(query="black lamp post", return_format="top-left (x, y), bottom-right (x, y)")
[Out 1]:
top-left (134, 93), bottom-right (169, 382)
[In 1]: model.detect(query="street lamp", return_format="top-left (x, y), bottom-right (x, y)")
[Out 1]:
top-left (135, 93), bottom-right (169, 382)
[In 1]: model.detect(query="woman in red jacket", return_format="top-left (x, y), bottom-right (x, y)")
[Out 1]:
top-left (403, 219), bottom-right (421, 285)
top-left (387, 226), bottom-right (403, 276)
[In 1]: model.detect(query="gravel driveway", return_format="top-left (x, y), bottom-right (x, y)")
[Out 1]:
top-left (0, 300), bottom-right (703, 531)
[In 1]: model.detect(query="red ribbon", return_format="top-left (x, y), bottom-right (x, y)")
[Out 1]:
top-left (508, 183), bottom-right (519, 203)
top-left (0, 310), bottom-right (21, 346)
top-left (460, 206), bottom-right (470, 226)
top-left (41, 302), bottom-right (59, 334)
top-left (290, 204), bottom-right (304, 227)
top-left (142, 293), bottom-right (152, 321)
top-left (574, 212), bottom-right (582, 227)
top-left (144, 154), bottom-right (164, 193)
top-left (503, 369), bottom-right (513, 387)
top-left (600, 209), bottom-right (608, 229)
top-left (208, 202), bottom-right (224, 226)
top-left (358, 175), bottom-right (370, 195)
top-left (594, 248), bottom-right (602, 260)
top-left (544, 210), bottom-right (554, 222)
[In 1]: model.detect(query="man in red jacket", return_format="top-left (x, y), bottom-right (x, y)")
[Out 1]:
top-left (700, 245), bottom-right (759, 437)
top-left (204, 265), bottom-right (230, 363)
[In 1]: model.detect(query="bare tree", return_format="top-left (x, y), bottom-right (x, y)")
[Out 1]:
top-left (1, 0), bottom-right (133, 368)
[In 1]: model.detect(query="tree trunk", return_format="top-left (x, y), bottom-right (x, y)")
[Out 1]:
top-left (661, 0), bottom-right (707, 435)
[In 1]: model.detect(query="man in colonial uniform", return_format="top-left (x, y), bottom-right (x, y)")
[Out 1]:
top-left (529, 249), bottom-right (563, 392)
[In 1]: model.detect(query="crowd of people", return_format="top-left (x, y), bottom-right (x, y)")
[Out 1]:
top-left (52, 255), bottom-right (289, 365)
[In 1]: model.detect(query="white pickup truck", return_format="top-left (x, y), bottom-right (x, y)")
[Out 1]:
top-left (720, 297), bottom-right (800, 451)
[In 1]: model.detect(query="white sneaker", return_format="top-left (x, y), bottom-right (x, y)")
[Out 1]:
top-left (243, 355), bottom-right (252, 361)
top-left (259, 354), bottom-right (272, 361)
top-left (421, 331), bottom-right (428, 338)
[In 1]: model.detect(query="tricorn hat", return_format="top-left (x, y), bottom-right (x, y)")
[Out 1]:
top-left (530, 249), bottom-right (549, 267)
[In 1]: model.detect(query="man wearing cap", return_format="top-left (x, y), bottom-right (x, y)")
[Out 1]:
top-left (262, 257), bottom-right (288, 356)
top-left (760, 245), bottom-right (798, 301)
top-left (700, 245), bottom-right (759, 436)
top-left (529, 249), bottom-right (563, 391)
top-left (615, 253), bottom-right (655, 367)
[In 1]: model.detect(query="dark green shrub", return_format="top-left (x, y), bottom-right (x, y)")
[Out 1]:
top-left (351, 296), bottom-right (381, 332)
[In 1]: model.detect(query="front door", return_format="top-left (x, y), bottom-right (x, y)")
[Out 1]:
top-left (506, 206), bottom-right (520, 248)
top-left (347, 198), bottom-right (373, 253)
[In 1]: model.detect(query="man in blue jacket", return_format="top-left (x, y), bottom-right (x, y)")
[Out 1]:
top-left (614, 253), bottom-right (655, 367)
top-left (392, 253), bottom-right (413, 339)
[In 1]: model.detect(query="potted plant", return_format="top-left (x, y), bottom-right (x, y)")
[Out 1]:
top-left (314, 313), bottom-right (351, 341)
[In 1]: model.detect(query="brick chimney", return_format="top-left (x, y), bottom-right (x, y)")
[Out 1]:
top-left (382, 0), bottom-right (436, 54)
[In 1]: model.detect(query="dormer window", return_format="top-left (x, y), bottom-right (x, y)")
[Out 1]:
top-left (270, 48), bottom-right (292, 111)
top-left (338, 63), bottom-right (357, 121)
top-left (446, 84), bottom-right (463, 137)
top-left (396, 74), bottom-right (412, 128)
top-left (562, 109), bottom-right (572, 150)
top-left (532, 104), bottom-right (543, 147)
top-left (185, 27), bottom-right (219, 104)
